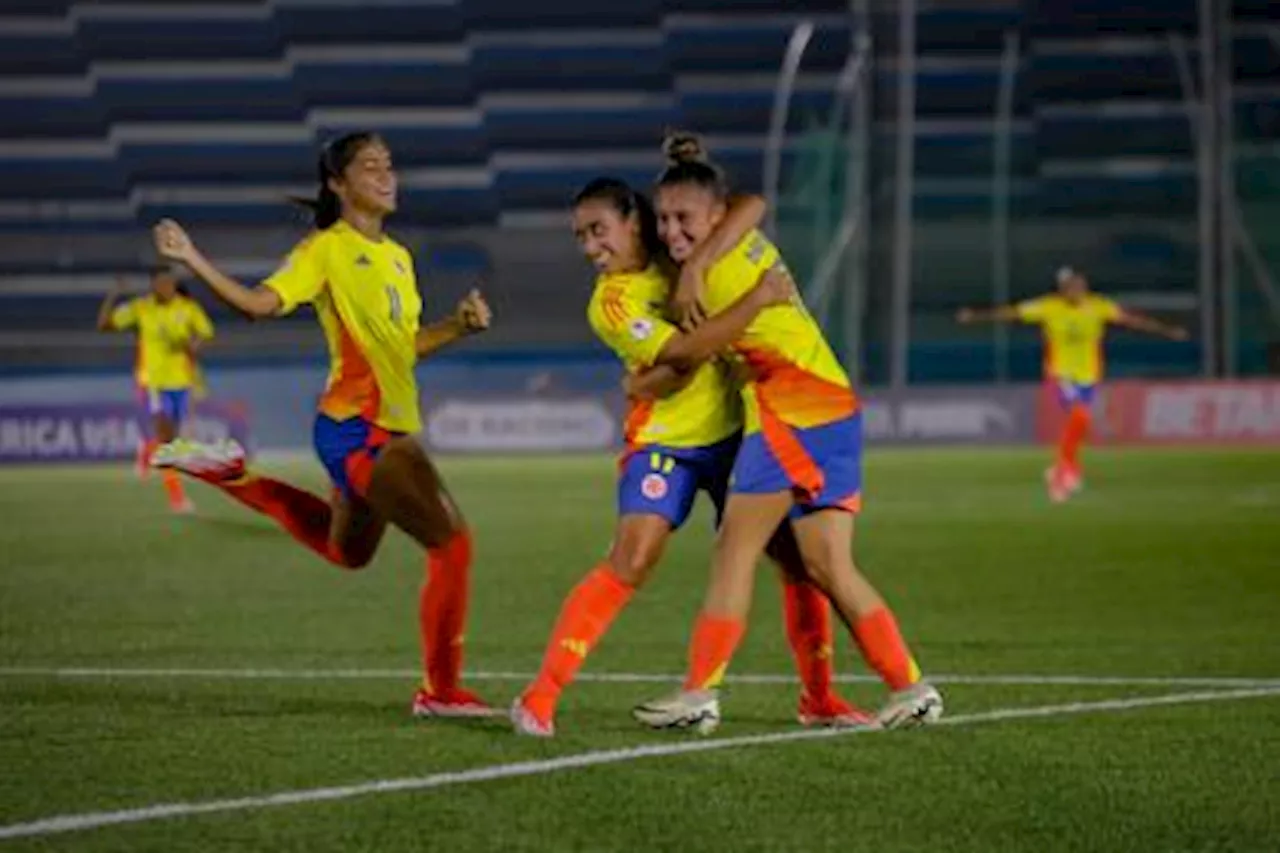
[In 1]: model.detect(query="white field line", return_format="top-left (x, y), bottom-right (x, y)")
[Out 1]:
top-left (0, 686), bottom-right (1277, 842)
top-left (0, 666), bottom-right (1278, 689)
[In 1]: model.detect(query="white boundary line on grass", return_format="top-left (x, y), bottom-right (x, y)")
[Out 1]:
top-left (1, 666), bottom-right (1279, 689)
top-left (1, 686), bottom-right (1278, 842)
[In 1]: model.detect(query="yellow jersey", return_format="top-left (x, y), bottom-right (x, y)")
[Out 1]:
top-left (700, 231), bottom-right (857, 433)
top-left (1017, 294), bottom-right (1122, 385)
top-left (110, 294), bottom-right (213, 391)
top-left (587, 264), bottom-right (741, 449)
top-left (264, 220), bottom-right (423, 433)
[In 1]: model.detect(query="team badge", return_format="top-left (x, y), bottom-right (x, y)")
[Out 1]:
top-left (629, 318), bottom-right (654, 341)
top-left (640, 473), bottom-right (668, 500)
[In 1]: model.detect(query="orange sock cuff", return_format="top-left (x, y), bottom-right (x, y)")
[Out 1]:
top-left (852, 607), bottom-right (920, 692)
top-left (684, 613), bottom-right (746, 691)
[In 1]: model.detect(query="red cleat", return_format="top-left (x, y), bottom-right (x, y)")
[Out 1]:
top-left (411, 687), bottom-right (494, 719)
top-left (797, 692), bottom-right (877, 729)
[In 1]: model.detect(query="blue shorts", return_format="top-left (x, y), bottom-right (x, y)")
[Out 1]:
top-left (617, 434), bottom-right (740, 530)
top-left (731, 413), bottom-right (863, 519)
top-left (313, 414), bottom-right (401, 501)
top-left (1054, 379), bottom-right (1097, 409)
top-left (144, 388), bottom-right (190, 426)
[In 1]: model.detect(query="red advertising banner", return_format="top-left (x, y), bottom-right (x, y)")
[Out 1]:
top-left (1037, 380), bottom-right (1280, 445)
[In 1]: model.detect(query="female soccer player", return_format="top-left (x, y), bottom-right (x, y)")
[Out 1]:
top-left (511, 176), bottom-right (869, 736)
top-left (150, 131), bottom-right (493, 718)
top-left (958, 266), bottom-right (1187, 501)
top-left (630, 135), bottom-right (943, 732)
top-left (97, 266), bottom-right (213, 513)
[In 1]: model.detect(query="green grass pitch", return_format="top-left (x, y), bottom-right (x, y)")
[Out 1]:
top-left (1, 448), bottom-right (1278, 851)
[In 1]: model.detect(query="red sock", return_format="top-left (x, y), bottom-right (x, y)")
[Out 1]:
top-left (782, 582), bottom-right (834, 700)
top-left (1059, 404), bottom-right (1091, 472)
top-left (684, 612), bottom-right (746, 691)
top-left (161, 469), bottom-right (187, 508)
top-left (851, 607), bottom-right (921, 692)
top-left (211, 473), bottom-right (352, 566)
top-left (420, 529), bottom-right (473, 695)
top-left (521, 564), bottom-right (635, 720)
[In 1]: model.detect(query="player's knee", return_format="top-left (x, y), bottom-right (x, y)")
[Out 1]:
top-left (608, 539), bottom-right (664, 588)
top-left (329, 542), bottom-right (375, 571)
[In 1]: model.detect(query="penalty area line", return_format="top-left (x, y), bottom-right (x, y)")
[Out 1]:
top-left (1, 686), bottom-right (1279, 842)
top-left (0, 666), bottom-right (1278, 689)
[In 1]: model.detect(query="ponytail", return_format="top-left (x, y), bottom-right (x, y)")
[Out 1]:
top-left (290, 131), bottom-right (383, 230)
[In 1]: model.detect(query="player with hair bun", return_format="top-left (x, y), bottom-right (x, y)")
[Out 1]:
top-left (631, 132), bottom-right (943, 733)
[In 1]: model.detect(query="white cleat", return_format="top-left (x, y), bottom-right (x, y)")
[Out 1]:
top-left (632, 689), bottom-right (721, 735)
top-left (170, 498), bottom-right (197, 516)
top-left (877, 681), bottom-right (944, 730)
top-left (151, 438), bottom-right (246, 480)
top-left (510, 698), bottom-right (555, 738)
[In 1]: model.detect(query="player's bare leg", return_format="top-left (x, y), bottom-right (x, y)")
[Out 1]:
top-left (367, 436), bottom-right (491, 717)
top-left (765, 524), bottom-right (873, 727)
top-left (327, 493), bottom-right (386, 568)
top-left (790, 510), bottom-right (942, 728)
top-left (633, 491), bottom-right (791, 733)
top-left (513, 514), bottom-right (666, 736)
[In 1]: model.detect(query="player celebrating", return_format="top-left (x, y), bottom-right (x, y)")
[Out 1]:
top-left (97, 266), bottom-right (213, 513)
top-left (630, 135), bottom-right (943, 733)
top-left (511, 176), bottom-right (870, 736)
top-left (150, 131), bottom-right (493, 718)
top-left (958, 266), bottom-right (1187, 501)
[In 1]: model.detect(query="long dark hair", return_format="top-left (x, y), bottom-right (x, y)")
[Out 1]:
top-left (573, 177), bottom-right (664, 264)
top-left (291, 131), bottom-right (385, 230)
top-left (656, 130), bottom-right (727, 198)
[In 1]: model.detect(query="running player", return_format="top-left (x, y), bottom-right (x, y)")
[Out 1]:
top-left (630, 134), bottom-right (943, 733)
top-left (149, 131), bottom-right (492, 717)
top-left (511, 177), bottom-right (870, 736)
top-left (97, 266), bottom-right (213, 513)
top-left (958, 266), bottom-right (1187, 501)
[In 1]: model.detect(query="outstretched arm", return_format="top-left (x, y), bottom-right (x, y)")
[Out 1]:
top-left (417, 288), bottom-right (492, 357)
top-left (154, 219), bottom-right (282, 318)
top-left (672, 194), bottom-right (768, 327)
top-left (1113, 308), bottom-right (1188, 340)
top-left (956, 305), bottom-right (1021, 325)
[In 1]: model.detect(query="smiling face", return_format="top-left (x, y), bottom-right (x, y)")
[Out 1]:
top-left (330, 138), bottom-right (397, 218)
top-left (655, 182), bottom-right (725, 264)
top-left (572, 198), bottom-right (643, 275)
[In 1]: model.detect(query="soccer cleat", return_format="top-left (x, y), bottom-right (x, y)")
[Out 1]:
top-left (170, 497), bottom-right (197, 516)
top-left (510, 697), bottom-right (555, 738)
top-left (797, 692), bottom-right (878, 729)
top-left (411, 687), bottom-right (494, 719)
top-left (152, 438), bottom-right (246, 481)
top-left (1044, 466), bottom-right (1070, 504)
top-left (1061, 465), bottom-right (1084, 495)
top-left (877, 681), bottom-right (944, 730)
top-left (632, 689), bottom-right (721, 735)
